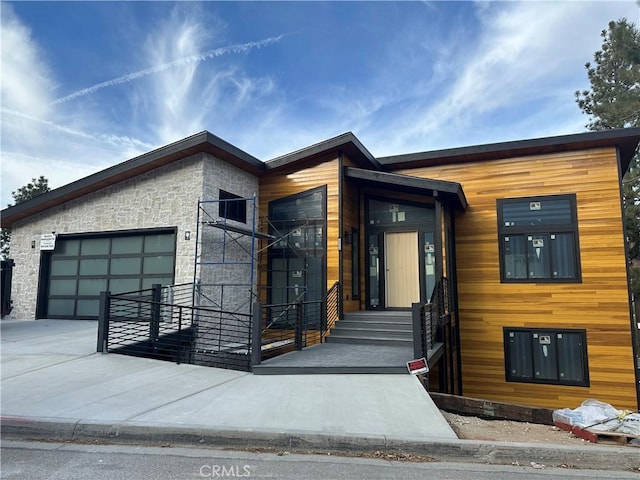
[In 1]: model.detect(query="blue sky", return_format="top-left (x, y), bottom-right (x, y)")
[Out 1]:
top-left (1, 1), bottom-right (639, 208)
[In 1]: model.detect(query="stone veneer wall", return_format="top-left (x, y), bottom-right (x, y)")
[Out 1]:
top-left (8, 152), bottom-right (260, 320)
top-left (198, 157), bottom-right (259, 314)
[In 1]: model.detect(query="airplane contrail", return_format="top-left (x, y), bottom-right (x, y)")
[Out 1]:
top-left (51, 35), bottom-right (284, 105)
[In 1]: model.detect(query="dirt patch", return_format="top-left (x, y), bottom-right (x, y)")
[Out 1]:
top-left (441, 410), bottom-right (638, 447)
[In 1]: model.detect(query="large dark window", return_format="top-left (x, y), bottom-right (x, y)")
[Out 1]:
top-left (268, 186), bottom-right (326, 310)
top-left (504, 327), bottom-right (589, 386)
top-left (219, 190), bottom-right (247, 224)
top-left (497, 194), bottom-right (580, 282)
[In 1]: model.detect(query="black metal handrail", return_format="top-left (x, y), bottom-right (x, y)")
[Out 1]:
top-left (321, 281), bottom-right (341, 342)
top-left (97, 283), bottom-right (253, 372)
top-left (98, 281), bottom-right (343, 371)
top-left (412, 277), bottom-right (448, 359)
top-left (250, 281), bottom-right (340, 366)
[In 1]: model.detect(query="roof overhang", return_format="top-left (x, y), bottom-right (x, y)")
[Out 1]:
top-left (378, 128), bottom-right (640, 173)
top-left (1, 131), bottom-right (265, 228)
top-left (345, 166), bottom-right (468, 212)
top-left (266, 132), bottom-right (381, 172)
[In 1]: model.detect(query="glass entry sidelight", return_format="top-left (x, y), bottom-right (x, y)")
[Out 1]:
top-left (384, 231), bottom-right (420, 307)
top-left (365, 197), bottom-right (436, 310)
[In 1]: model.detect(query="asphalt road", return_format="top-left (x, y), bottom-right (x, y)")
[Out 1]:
top-left (2, 440), bottom-right (638, 480)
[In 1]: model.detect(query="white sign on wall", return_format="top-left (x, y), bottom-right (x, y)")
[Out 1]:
top-left (40, 233), bottom-right (56, 251)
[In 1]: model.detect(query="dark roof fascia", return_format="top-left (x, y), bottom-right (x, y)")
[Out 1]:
top-left (0, 131), bottom-right (265, 228)
top-left (265, 132), bottom-right (382, 172)
top-left (378, 128), bottom-right (640, 173)
top-left (202, 131), bottom-right (265, 174)
top-left (345, 166), bottom-right (468, 211)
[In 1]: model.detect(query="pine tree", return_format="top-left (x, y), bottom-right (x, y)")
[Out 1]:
top-left (575, 19), bottom-right (640, 295)
top-left (1, 176), bottom-right (51, 259)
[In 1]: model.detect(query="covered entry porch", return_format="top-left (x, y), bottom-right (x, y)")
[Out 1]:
top-left (339, 167), bottom-right (466, 392)
top-left (341, 167), bottom-right (467, 313)
top-left (256, 167), bottom-right (467, 392)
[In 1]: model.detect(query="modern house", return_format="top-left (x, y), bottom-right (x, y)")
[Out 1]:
top-left (2, 127), bottom-right (639, 411)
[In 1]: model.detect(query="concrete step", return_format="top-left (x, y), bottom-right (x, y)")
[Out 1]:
top-left (343, 311), bottom-right (412, 324)
top-left (329, 327), bottom-right (412, 340)
top-left (328, 311), bottom-right (415, 347)
top-left (325, 336), bottom-right (412, 347)
top-left (335, 320), bottom-right (412, 331)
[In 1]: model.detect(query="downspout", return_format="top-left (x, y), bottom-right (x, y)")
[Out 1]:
top-left (617, 148), bottom-right (640, 410)
top-left (449, 207), bottom-right (464, 396)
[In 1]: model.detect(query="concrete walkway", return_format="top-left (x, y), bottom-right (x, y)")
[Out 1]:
top-left (1, 320), bottom-right (638, 471)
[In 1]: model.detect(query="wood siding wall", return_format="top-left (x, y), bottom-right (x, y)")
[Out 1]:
top-left (397, 147), bottom-right (637, 410)
top-left (342, 155), bottom-right (361, 313)
top-left (259, 156), bottom-right (340, 291)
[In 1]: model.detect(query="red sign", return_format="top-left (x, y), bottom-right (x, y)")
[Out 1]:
top-left (407, 357), bottom-right (429, 375)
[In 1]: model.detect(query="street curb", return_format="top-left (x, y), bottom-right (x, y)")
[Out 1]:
top-left (2, 416), bottom-right (639, 471)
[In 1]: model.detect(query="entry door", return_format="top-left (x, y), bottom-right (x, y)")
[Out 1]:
top-left (384, 231), bottom-right (420, 308)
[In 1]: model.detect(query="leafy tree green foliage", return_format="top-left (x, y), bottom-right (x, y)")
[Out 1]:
top-left (1, 176), bottom-right (51, 259)
top-left (575, 19), bottom-right (640, 296)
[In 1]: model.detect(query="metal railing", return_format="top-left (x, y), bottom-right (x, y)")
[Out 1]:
top-left (250, 281), bottom-right (340, 366)
top-left (97, 283), bottom-right (253, 372)
top-left (412, 277), bottom-right (449, 359)
top-left (98, 281), bottom-right (342, 371)
top-left (321, 281), bottom-right (341, 342)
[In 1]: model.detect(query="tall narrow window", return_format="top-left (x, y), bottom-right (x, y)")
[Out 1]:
top-left (268, 186), bottom-right (326, 312)
top-left (351, 228), bottom-right (360, 299)
top-left (497, 194), bottom-right (581, 282)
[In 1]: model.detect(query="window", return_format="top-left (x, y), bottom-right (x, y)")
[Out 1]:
top-left (268, 186), bottom-right (326, 308)
top-left (497, 194), bottom-right (580, 282)
top-left (219, 190), bottom-right (247, 224)
top-left (504, 327), bottom-right (589, 386)
top-left (351, 228), bottom-right (360, 299)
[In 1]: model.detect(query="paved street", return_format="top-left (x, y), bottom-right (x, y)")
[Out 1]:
top-left (2, 319), bottom-right (639, 474)
top-left (3, 440), bottom-right (639, 480)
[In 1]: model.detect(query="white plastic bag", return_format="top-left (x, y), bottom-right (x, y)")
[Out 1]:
top-left (552, 399), bottom-right (621, 431)
top-left (617, 413), bottom-right (640, 436)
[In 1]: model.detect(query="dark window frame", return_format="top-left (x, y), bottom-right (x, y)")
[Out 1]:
top-left (267, 185), bottom-right (327, 309)
top-left (364, 195), bottom-right (436, 310)
top-left (219, 189), bottom-right (247, 224)
top-left (351, 227), bottom-right (360, 300)
top-left (497, 194), bottom-right (581, 283)
top-left (503, 327), bottom-right (590, 387)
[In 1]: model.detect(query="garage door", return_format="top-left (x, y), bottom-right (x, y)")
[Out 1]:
top-left (44, 231), bottom-right (176, 319)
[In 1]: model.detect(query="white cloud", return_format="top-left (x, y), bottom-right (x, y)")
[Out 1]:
top-left (0, 5), bottom-right (54, 118)
top-left (360, 1), bottom-right (640, 155)
top-left (0, 5), bottom-right (154, 207)
top-left (0, 3), bottom-right (286, 208)
top-left (2, 1), bottom-right (638, 210)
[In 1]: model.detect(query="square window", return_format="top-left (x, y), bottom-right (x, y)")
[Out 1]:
top-left (497, 195), bottom-right (580, 283)
top-left (219, 190), bottom-right (247, 224)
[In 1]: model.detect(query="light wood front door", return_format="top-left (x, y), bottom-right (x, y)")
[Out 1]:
top-left (384, 231), bottom-right (420, 308)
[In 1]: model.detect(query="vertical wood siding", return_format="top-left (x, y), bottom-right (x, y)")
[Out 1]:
top-left (342, 155), bottom-right (361, 312)
top-left (259, 156), bottom-right (340, 290)
top-left (397, 147), bottom-right (636, 410)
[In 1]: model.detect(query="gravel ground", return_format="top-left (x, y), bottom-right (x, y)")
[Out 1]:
top-left (440, 411), bottom-right (627, 446)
